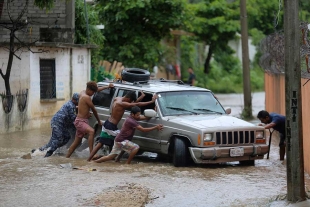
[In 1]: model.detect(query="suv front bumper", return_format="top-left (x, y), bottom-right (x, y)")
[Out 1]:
top-left (189, 144), bottom-right (269, 164)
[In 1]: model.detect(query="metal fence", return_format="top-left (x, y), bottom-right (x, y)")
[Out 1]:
top-left (259, 21), bottom-right (310, 79)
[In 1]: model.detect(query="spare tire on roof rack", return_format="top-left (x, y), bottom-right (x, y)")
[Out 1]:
top-left (121, 68), bottom-right (150, 83)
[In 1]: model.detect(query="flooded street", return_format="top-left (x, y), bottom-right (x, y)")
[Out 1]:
top-left (1, 92), bottom-right (309, 207)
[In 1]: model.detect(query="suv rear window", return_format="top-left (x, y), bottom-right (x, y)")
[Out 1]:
top-left (92, 87), bottom-right (116, 108)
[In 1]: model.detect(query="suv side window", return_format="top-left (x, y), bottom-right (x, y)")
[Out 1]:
top-left (92, 87), bottom-right (116, 108)
top-left (137, 92), bottom-right (155, 114)
top-left (116, 89), bottom-right (154, 113)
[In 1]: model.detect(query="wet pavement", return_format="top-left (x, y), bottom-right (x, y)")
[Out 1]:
top-left (1, 92), bottom-right (310, 207)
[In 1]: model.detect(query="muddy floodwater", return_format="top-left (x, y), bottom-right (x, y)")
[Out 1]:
top-left (1, 92), bottom-right (310, 207)
top-left (1, 127), bottom-right (309, 207)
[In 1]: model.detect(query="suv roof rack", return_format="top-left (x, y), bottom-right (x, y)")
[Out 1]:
top-left (157, 78), bottom-right (185, 85)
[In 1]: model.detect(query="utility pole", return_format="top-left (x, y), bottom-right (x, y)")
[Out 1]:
top-left (284, 0), bottom-right (306, 202)
top-left (240, 0), bottom-right (252, 119)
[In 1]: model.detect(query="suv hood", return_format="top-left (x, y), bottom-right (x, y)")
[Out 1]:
top-left (167, 115), bottom-right (254, 129)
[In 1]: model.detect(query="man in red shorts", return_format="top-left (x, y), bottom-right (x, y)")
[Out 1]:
top-left (66, 81), bottom-right (113, 158)
top-left (94, 106), bottom-right (163, 164)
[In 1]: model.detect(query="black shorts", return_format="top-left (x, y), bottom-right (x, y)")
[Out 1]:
top-left (98, 120), bottom-right (118, 146)
top-left (103, 119), bottom-right (118, 131)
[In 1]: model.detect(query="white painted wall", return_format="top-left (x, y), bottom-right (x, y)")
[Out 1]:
top-left (228, 35), bottom-right (257, 63)
top-left (72, 48), bottom-right (91, 93)
top-left (0, 47), bottom-right (91, 133)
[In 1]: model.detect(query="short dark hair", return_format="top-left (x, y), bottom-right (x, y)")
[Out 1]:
top-left (257, 110), bottom-right (269, 119)
top-left (87, 81), bottom-right (98, 92)
top-left (131, 106), bottom-right (141, 115)
top-left (125, 91), bottom-right (137, 102)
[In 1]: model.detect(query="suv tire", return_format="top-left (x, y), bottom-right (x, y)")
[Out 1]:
top-left (173, 138), bottom-right (188, 167)
top-left (121, 68), bottom-right (150, 82)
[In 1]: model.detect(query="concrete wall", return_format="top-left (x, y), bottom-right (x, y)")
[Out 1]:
top-left (0, 47), bottom-right (90, 133)
top-left (0, 0), bottom-right (74, 42)
top-left (264, 73), bottom-right (310, 175)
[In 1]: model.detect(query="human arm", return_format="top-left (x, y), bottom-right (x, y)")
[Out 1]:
top-left (136, 124), bottom-right (163, 132)
top-left (119, 94), bottom-right (157, 108)
top-left (135, 91), bottom-right (145, 103)
top-left (97, 83), bottom-right (114, 92)
top-left (138, 115), bottom-right (151, 121)
top-left (259, 122), bottom-right (276, 129)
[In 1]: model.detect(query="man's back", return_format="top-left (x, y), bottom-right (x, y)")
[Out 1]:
top-left (270, 113), bottom-right (285, 134)
top-left (52, 100), bottom-right (76, 126)
top-left (109, 97), bottom-right (126, 125)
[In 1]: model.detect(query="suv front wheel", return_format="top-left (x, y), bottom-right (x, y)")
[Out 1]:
top-left (173, 138), bottom-right (189, 167)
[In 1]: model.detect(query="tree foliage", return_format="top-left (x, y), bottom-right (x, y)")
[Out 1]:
top-left (75, 0), bottom-right (104, 67)
top-left (96, 0), bottom-right (187, 69)
top-left (187, 0), bottom-right (240, 74)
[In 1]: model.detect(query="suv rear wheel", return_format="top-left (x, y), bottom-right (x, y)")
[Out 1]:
top-left (173, 138), bottom-right (188, 167)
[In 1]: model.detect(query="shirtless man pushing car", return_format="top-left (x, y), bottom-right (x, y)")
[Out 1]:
top-left (87, 91), bottom-right (157, 161)
top-left (66, 81), bottom-right (114, 158)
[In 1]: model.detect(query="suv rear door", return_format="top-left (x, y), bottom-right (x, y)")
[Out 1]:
top-left (92, 84), bottom-right (117, 124)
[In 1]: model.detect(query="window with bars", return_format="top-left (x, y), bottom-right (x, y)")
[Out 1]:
top-left (40, 59), bottom-right (56, 99)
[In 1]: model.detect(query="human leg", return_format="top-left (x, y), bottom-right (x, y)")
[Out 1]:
top-left (66, 135), bottom-right (83, 158)
top-left (87, 142), bottom-right (103, 161)
top-left (84, 125), bottom-right (95, 153)
top-left (43, 126), bottom-right (63, 157)
top-left (94, 154), bottom-right (118, 163)
top-left (279, 133), bottom-right (286, 160)
top-left (115, 151), bottom-right (125, 162)
top-left (120, 140), bottom-right (140, 164)
top-left (94, 141), bottom-right (121, 163)
top-left (66, 118), bottom-right (90, 157)
top-left (126, 148), bottom-right (139, 164)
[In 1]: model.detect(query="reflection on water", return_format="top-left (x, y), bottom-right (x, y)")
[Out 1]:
top-left (0, 127), bottom-right (308, 207)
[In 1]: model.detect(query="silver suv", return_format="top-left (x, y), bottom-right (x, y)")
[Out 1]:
top-left (89, 80), bottom-right (269, 167)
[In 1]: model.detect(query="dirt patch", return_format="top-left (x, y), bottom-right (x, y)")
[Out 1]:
top-left (83, 183), bottom-right (151, 207)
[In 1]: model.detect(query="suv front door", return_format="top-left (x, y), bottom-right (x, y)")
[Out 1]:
top-left (116, 89), bottom-right (162, 152)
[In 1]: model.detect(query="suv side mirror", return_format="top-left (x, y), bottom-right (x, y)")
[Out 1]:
top-left (144, 109), bottom-right (157, 118)
top-left (225, 107), bottom-right (231, 114)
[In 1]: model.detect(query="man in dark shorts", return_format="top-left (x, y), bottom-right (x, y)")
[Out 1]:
top-left (94, 106), bottom-right (163, 164)
top-left (257, 110), bottom-right (286, 160)
top-left (187, 67), bottom-right (196, 86)
top-left (87, 91), bottom-right (157, 161)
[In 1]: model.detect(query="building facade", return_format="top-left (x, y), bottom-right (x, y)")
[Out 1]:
top-left (0, 0), bottom-right (93, 133)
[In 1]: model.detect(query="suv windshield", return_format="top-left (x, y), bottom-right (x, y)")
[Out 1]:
top-left (158, 91), bottom-right (225, 116)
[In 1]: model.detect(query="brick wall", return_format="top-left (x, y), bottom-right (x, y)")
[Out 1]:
top-left (0, 0), bottom-right (74, 43)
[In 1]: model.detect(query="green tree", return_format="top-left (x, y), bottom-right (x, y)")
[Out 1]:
top-left (96, 0), bottom-right (187, 69)
top-left (188, 0), bottom-right (240, 74)
top-left (75, 0), bottom-right (105, 67)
